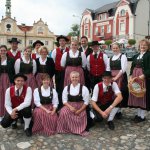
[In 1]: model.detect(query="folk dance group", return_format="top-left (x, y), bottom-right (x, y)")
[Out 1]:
top-left (0, 35), bottom-right (150, 137)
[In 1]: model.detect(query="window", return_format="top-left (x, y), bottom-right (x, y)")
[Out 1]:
top-left (29, 40), bottom-right (33, 45)
top-left (120, 23), bottom-right (125, 32)
top-left (101, 26), bottom-right (104, 33)
top-left (85, 29), bottom-right (88, 37)
top-left (95, 27), bottom-right (98, 35)
top-left (120, 9), bottom-right (126, 16)
top-left (85, 18), bottom-right (88, 24)
top-left (38, 27), bottom-right (43, 34)
top-left (107, 25), bottom-right (111, 33)
top-left (45, 41), bottom-right (48, 45)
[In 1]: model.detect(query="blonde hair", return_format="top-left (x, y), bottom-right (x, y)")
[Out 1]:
top-left (70, 71), bottom-right (80, 78)
top-left (139, 39), bottom-right (150, 51)
top-left (111, 42), bottom-right (121, 49)
top-left (41, 73), bottom-right (51, 81)
top-left (39, 46), bottom-right (49, 54)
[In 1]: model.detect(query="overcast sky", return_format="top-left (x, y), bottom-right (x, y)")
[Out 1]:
top-left (0, 0), bottom-right (117, 35)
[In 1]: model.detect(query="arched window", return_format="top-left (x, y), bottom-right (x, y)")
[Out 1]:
top-left (84, 18), bottom-right (88, 24)
top-left (120, 9), bottom-right (126, 16)
top-left (38, 27), bottom-right (43, 34)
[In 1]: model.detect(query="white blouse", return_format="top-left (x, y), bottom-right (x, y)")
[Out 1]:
top-left (61, 50), bottom-right (87, 69)
top-left (15, 56), bottom-right (37, 75)
top-left (87, 51), bottom-right (110, 71)
top-left (92, 82), bottom-right (121, 102)
top-left (108, 53), bottom-right (127, 73)
top-left (62, 83), bottom-right (89, 105)
top-left (5, 86), bottom-right (32, 114)
top-left (39, 57), bottom-right (47, 65)
top-left (137, 52), bottom-right (146, 59)
top-left (1, 58), bottom-right (7, 65)
top-left (34, 86), bottom-right (59, 108)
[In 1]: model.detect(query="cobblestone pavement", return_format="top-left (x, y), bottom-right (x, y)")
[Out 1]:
top-left (0, 108), bottom-right (150, 150)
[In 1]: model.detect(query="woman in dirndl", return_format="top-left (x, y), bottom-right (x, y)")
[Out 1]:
top-left (0, 45), bottom-right (15, 121)
top-left (108, 42), bottom-right (128, 119)
top-left (128, 39), bottom-right (150, 123)
top-left (57, 71), bottom-right (89, 136)
top-left (61, 40), bottom-right (87, 87)
top-left (15, 46), bottom-right (37, 93)
top-left (35, 46), bottom-right (55, 88)
top-left (32, 74), bottom-right (59, 136)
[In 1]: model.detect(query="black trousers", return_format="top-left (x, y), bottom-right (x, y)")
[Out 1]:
top-left (90, 75), bottom-right (102, 92)
top-left (1, 107), bottom-right (32, 128)
top-left (83, 69), bottom-right (91, 92)
top-left (55, 70), bottom-right (65, 108)
top-left (93, 102), bottom-right (112, 121)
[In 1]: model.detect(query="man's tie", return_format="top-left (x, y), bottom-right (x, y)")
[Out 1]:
top-left (16, 89), bottom-right (19, 96)
top-left (94, 53), bottom-right (97, 59)
top-left (61, 49), bottom-right (64, 54)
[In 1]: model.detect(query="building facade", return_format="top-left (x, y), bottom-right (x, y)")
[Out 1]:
top-left (80, 0), bottom-right (150, 44)
top-left (0, 0), bottom-right (56, 50)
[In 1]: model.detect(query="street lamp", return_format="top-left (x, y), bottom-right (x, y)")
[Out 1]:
top-left (146, 0), bottom-right (150, 40)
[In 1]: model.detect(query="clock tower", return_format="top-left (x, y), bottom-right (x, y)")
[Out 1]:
top-left (5, 0), bottom-right (11, 17)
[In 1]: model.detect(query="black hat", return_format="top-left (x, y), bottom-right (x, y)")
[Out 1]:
top-left (89, 41), bottom-right (101, 46)
top-left (33, 40), bottom-right (44, 48)
top-left (56, 35), bottom-right (69, 42)
top-left (102, 71), bottom-right (112, 77)
top-left (8, 38), bottom-right (20, 44)
top-left (13, 73), bottom-right (27, 82)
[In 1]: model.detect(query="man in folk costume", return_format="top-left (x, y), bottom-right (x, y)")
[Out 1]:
top-left (51, 35), bottom-right (69, 108)
top-left (91, 71), bottom-right (122, 130)
top-left (31, 40), bottom-right (44, 59)
top-left (7, 38), bottom-right (21, 60)
top-left (87, 41), bottom-right (109, 92)
top-left (1, 73), bottom-right (32, 136)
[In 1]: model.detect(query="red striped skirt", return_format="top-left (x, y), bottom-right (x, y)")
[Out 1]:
top-left (0, 73), bottom-right (10, 116)
top-left (64, 66), bottom-right (85, 87)
top-left (25, 74), bottom-right (37, 107)
top-left (36, 73), bottom-right (54, 88)
top-left (57, 102), bottom-right (88, 136)
top-left (128, 68), bottom-right (146, 108)
top-left (32, 104), bottom-right (58, 136)
top-left (111, 70), bottom-right (123, 89)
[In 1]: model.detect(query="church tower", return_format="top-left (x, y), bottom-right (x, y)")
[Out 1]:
top-left (5, 0), bottom-right (11, 17)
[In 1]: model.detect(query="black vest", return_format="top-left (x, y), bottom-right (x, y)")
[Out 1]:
top-left (110, 54), bottom-right (122, 70)
top-left (67, 84), bottom-right (83, 102)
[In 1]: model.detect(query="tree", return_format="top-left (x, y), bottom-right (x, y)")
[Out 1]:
top-left (105, 40), bottom-right (112, 46)
top-left (128, 39), bottom-right (136, 46)
top-left (68, 24), bottom-right (80, 37)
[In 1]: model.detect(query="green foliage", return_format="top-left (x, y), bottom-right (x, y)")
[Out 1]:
top-left (68, 24), bottom-right (80, 37)
top-left (105, 40), bottom-right (112, 46)
top-left (128, 39), bottom-right (136, 45)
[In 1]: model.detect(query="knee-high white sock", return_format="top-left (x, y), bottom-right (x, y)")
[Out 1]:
top-left (117, 108), bottom-right (122, 113)
top-left (137, 108), bottom-right (141, 117)
top-left (23, 117), bottom-right (31, 130)
top-left (108, 107), bottom-right (119, 121)
top-left (140, 109), bottom-right (146, 119)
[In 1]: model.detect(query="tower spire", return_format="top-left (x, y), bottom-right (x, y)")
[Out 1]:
top-left (5, 0), bottom-right (11, 17)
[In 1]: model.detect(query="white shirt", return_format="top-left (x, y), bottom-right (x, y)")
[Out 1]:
top-left (15, 56), bottom-right (37, 75)
top-left (62, 83), bottom-right (89, 105)
top-left (81, 46), bottom-right (88, 52)
top-left (5, 86), bottom-right (32, 114)
top-left (52, 47), bottom-right (68, 62)
top-left (137, 52), bottom-right (146, 59)
top-left (34, 86), bottom-right (59, 108)
top-left (1, 58), bottom-right (7, 65)
top-left (39, 57), bottom-right (47, 65)
top-left (87, 51), bottom-right (110, 71)
top-left (108, 53), bottom-right (127, 73)
top-left (61, 50), bottom-right (87, 69)
top-left (10, 49), bottom-right (22, 56)
top-left (92, 82), bottom-right (121, 102)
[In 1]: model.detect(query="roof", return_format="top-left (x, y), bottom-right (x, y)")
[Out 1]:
top-left (18, 25), bottom-right (33, 32)
top-left (95, 1), bottom-right (119, 14)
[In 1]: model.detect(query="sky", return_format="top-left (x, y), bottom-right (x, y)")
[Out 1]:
top-left (0, 0), bottom-right (117, 35)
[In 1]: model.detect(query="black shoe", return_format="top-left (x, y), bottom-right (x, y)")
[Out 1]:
top-left (115, 112), bottom-right (122, 120)
top-left (132, 115), bottom-right (140, 122)
top-left (25, 128), bottom-right (32, 137)
top-left (107, 121), bottom-right (115, 130)
top-left (11, 122), bottom-right (17, 129)
top-left (134, 117), bottom-right (146, 123)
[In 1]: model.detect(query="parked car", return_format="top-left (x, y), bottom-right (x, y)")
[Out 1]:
top-left (104, 49), bottom-right (113, 58)
top-left (125, 48), bottom-right (138, 61)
